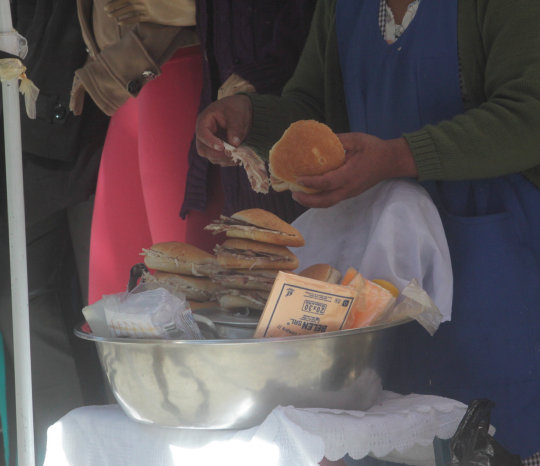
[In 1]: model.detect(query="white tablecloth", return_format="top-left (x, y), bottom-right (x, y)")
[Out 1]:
top-left (44, 392), bottom-right (466, 466)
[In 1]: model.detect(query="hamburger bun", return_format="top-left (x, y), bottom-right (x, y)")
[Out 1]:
top-left (298, 264), bottom-right (342, 284)
top-left (205, 208), bottom-right (304, 247)
top-left (214, 238), bottom-right (299, 270)
top-left (269, 120), bottom-right (345, 193)
top-left (141, 241), bottom-right (219, 276)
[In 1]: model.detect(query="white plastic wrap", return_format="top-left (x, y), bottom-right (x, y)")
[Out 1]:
top-left (83, 287), bottom-right (202, 339)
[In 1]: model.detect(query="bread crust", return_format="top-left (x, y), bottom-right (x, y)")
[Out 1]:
top-left (147, 271), bottom-right (222, 301)
top-left (231, 209), bottom-right (304, 246)
top-left (210, 268), bottom-right (278, 291)
top-left (269, 120), bottom-right (345, 193)
top-left (298, 263), bottom-right (342, 284)
top-left (205, 209), bottom-right (304, 247)
top-left (142, 242), bottom-right (218, 275)
top-left (214, 238), bottom-right (299, 270)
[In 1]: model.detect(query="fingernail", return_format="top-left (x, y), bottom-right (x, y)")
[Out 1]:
top-left (213, 143), bottom-right (222, 151)
top-left (232, 136), bottom-right (240, 145)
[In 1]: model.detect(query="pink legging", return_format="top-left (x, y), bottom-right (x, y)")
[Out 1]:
top-left (88, 45), bottom-right (223, 304)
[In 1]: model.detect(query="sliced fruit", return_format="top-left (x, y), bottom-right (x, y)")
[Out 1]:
top-left (371, 279), bottom-right (399, 298)
top-left (345, 278), bottom-right (396, 329)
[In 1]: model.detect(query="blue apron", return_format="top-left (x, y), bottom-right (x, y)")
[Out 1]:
top-left (337, 0), bottom-right (540, 456)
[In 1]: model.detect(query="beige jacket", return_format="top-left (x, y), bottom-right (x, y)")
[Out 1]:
top-left (71, 0), bottom-right (198, 116)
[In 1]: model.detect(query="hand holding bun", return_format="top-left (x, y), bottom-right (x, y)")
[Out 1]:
top-left (269, 120), bottom-right (345, 193)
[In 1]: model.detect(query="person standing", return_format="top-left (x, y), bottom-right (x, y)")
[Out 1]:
top-left (0, 0), bottom-right (110, 463)
top-left (70, 0), bottom-right (218, 304)
top-left (194, 0), bottom-right (540, 458)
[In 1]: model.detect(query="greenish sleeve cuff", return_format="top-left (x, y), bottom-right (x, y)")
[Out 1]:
top-left (404, 129), bottom-right (444, 180)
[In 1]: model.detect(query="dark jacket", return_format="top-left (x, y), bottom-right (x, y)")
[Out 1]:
top-left (180, 0), bottom-right (317, 223)
top-left (0, 0), bottom-right (110, 226)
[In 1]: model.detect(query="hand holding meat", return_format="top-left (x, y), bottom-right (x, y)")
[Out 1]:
top-left (195, 95), bottom-right (253, 167)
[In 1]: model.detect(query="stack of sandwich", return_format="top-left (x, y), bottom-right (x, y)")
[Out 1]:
top-left (140, 241), bottom-right (224, 305)
top-left (205, 208), bottom-right (304, 312)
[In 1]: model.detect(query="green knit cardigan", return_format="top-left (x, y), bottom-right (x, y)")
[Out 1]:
top-left (245, 0), bottom-right (540, 189)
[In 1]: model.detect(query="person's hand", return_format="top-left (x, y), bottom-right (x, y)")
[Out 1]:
top-left (195, 95), bottom-right (253, 166)
top-left (104, 0), bottom-right (196, 26)
top-left (217, 74), bottom-right (256, 100)
top-left (291, 133), bottom-right (417, 208)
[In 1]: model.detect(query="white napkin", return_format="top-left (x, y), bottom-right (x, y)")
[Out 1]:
top-left (43, 392), bottom-right (466, 466)
top-left (291, 179), bottom-right (453, 321)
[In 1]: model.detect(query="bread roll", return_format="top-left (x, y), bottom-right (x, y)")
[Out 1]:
top-left (298, 263), bottom-right (342, 284)
top-left (205, 208), bottom-right (304, 247)
top-left (214, 238), bottom-right (299, 270)
top-left (269, 120), bottom-right (345, 193)
top-left (141, 241), bottom-right (219, 276)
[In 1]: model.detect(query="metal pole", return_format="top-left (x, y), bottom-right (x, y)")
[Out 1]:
top-left (0, 1), bottom-right (36, 465)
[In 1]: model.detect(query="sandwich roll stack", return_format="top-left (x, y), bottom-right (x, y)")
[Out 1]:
top-left (208, 208), bottom-right (304, 311)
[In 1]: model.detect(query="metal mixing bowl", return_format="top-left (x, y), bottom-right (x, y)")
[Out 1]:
top-left (75, 318), bottom-right (412, 429)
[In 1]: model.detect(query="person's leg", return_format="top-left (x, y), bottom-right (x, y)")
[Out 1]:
top-left (137, 45), bottom-right (213, 246)
top-left (88, 99), bottom-right (152, 304)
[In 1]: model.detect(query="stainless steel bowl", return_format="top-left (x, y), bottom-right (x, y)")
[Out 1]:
top-left (75, 318), bottom-right (412, 429)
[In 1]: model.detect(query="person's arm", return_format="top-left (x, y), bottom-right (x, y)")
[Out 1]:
top-left (406, 0), bottom-right (540, 182)
top-left (195, 0), bottom-right (336, 163)
top-left (245, 0), bottom-right (338, 157)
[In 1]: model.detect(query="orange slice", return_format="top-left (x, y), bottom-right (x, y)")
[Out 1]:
top-left (371, 279), bottom-right (399, 298)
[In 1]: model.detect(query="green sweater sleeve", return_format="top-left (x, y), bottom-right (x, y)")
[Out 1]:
top-left (245, 0), bottom-right (346, 160)
top-left (406, 0), bottom-right (540, 184)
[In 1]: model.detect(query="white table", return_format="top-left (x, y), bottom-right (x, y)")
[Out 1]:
top-left (44, 392), bottom-right (466, 466)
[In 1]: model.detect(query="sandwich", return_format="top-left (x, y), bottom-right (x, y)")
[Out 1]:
top-left (215, 288), bottom-right (269, 311)
top-left (214, 238), bottom-right (299, 270)
top-left (204, 208), bottom-right (305, 247)
top-left (142, 270), bottom-right (222, 302)
top-left (210, 268), bottom-right (278, 291)
top-left (298, 263), bottom-right (342, 284)
top-left (141, 241), bottom-right (220, 276)
top-left (269, 120), bottom-right (345, 193)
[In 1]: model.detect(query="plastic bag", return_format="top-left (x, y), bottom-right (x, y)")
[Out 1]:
top-left (443, 399), bottom-right (522, 466)
top-left (84, 286), bottom-right (203, 340)
top-left (377, 278), bottom-right (443, 335)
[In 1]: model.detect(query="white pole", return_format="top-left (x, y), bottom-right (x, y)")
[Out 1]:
top-left (0, 2), bottom-right (36, 465)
